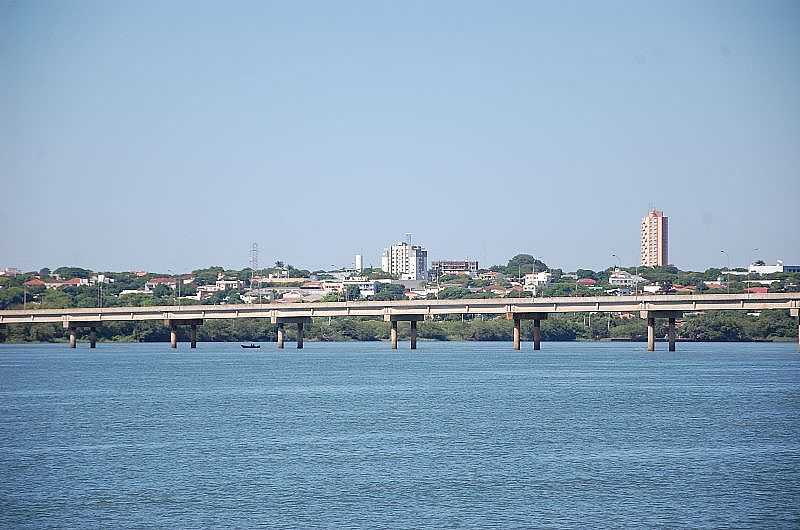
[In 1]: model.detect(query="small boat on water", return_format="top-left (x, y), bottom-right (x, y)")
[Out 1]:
top-left (241, 343), bottom-right (261, 349)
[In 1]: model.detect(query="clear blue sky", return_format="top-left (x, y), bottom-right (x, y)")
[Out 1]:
top-left (2, 1), bottom-right (798, 273)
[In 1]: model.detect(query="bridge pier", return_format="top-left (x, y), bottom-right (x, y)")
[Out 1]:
top-left (63, 321), bottom-right (101, 349)
top-left (385, 315), bottom-right (424, 350)
top-left (271, 316), bottom-right (311, 349)
top-left (792, 309), bottom-right (799, 351)
top-left (641, 311), bottom-right (683, 352)
top-left (507, 312), bottom-right (548, 351)
top-left (163, 319), bottom-right (203, 349)
top-left (668, 317), bottom-right (676, 352)
top-left (297, 322), bottom-right (304, 349)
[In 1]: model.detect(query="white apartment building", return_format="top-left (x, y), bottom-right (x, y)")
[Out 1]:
top-left (381, 242), bottom-right (428, 280)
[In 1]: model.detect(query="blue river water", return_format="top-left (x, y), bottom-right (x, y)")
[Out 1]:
top-left (1, 341), bottom-right (799, 528)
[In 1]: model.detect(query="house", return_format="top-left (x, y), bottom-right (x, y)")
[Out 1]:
top-left (745, 287), bottom-right (769, 294)
top-left (62, 278), bottom-right (88, 287)
top-left (24, 278), bottom-right (46, 288)
top-left (90, 274), bottom-right (114, 285)
top-left (523, 271), bottom-right (552, 293)
top-left (477, 271), bottom-right (502, 281)
top-left (608, 269), bottom-right (647, 287)
top-left (215, 279), bottom-right (242, 291)
top-left (144, 277), bottom-right (177, 292)
top-left (120, 289), bottom-right (150, 296)
top-left (342, 278), bottom-right (379, 298)
top-left (577, 278), bottom-right (597, 287)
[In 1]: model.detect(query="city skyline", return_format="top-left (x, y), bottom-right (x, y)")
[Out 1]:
top-left (2, 2), bottom-right (799, 273)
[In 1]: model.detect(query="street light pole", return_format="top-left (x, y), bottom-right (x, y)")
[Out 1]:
top-left (751, 248), bottom-right (759, 281)
top-left (720, 250), bottom-right (731, 294)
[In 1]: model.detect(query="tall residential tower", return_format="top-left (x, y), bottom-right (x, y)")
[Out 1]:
top-left (640, 209), bottom-right (668, 267)
top-left (381, 241), bottom-right (428, 280)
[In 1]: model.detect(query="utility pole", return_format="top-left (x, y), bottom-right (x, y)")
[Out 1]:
top-left (250, 242), bottom-right (260, 303)
top-left (721, 250), bottom-right (731, 294)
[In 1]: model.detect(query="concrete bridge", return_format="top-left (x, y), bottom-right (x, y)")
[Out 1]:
top-left (1, 293), bottom-right (798, 352)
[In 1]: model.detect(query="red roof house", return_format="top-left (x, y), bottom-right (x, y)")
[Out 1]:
top-left (577, 278), bottom-right (597, 286)
top-left (24, 278), bottom-right (46, 287)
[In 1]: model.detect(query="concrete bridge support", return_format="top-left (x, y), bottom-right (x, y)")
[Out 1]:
top-left (507, 312), bottom-right (548, 351)
top-left (190, 323), bottom-right (198, 349)
top-left (163, 319), bottom-right (204, 349)
top-left (792, 309), bottom-right (799, 351)
top-left (272, 316), bottom-right (311, 349)
top-left (668, 317), bottom-right (677, 352)
top-left (641, 311), bottom-right (683, 352)
top-left (63, 321), bottom-right (101, 349)
top-left (385, 315), bottom-right (424, 350)
top-left (297, 322), bottom-right (304, 349)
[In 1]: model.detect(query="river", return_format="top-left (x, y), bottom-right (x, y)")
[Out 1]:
top-left (1, 341), bottom-right (798, 528)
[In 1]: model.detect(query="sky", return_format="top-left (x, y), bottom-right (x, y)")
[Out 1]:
top-left (2, 0), bottom-right (798, 274)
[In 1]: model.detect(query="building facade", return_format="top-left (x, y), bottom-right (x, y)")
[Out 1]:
top-left (430, 260), bottom-right (479, 278)
top-left (523, 271), bottom-right (553, 293)
top-left (749, 260), bottom-right (800, 275)
top-left (608, 269), bottom-right (647, 287)
top-left (640, 209), bottom-right (669, 267)
top-left (381, 242), bottom-right (428, 280)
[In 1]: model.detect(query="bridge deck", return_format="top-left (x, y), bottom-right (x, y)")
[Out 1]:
top-left (0, 293), bottom-right (798, 325)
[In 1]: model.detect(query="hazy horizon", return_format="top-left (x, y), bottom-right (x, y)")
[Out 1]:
top-left (3, 1), bottom-right (798, 273)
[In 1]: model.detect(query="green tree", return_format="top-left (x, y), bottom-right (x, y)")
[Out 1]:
top-left (373, 283), bottom-right (405, 300)
top-left (506, 254), bottom-right (547, 275)
top-left (52, 267), bottom-right (93, 279)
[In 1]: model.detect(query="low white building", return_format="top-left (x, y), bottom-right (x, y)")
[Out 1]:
top-left (523, 271), bottom-right (552, 292)
top-left (119, 289), bottom-right (150, 296)
top-left (215, 279), bottom-right (242, 291)
top-left (749, 260), bottom-right (800, 275)
top-left (608, 269), bottom-right (647, 287)
top-left (342, 278), bottom-right (379, 298)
